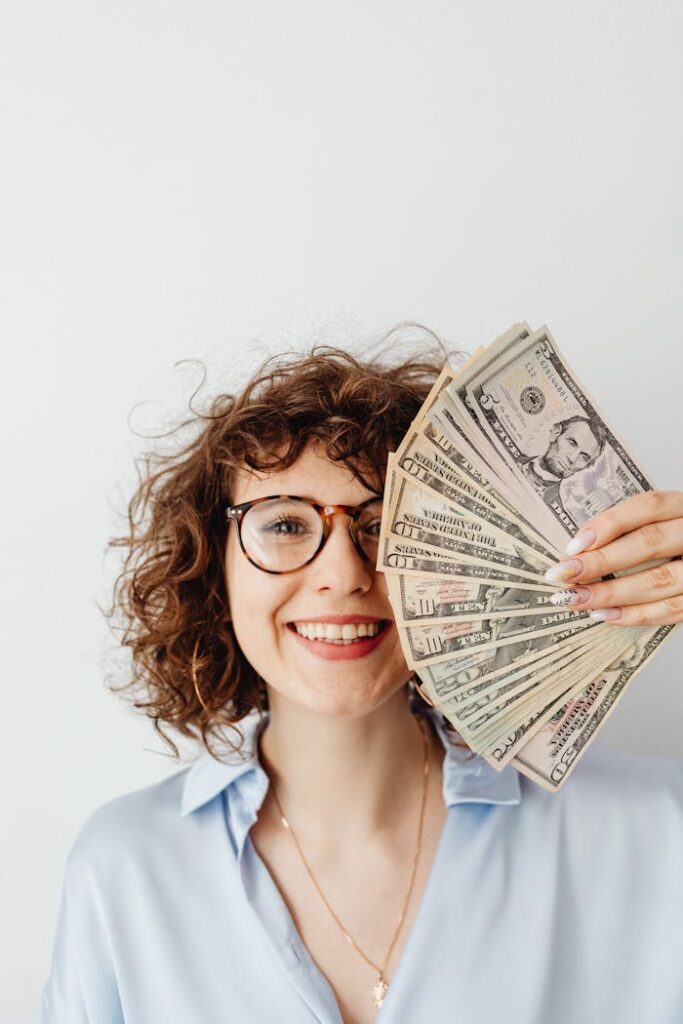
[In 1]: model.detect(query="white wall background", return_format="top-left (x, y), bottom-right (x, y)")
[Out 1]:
top-left (2, 1), bottom-right (682, 1019)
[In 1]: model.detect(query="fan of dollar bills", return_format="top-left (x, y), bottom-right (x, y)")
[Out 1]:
top-left (379, 322), bottom-right (678, 792)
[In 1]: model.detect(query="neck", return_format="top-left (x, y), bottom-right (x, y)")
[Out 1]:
top-left (257, 686), bottom-right (439, 848)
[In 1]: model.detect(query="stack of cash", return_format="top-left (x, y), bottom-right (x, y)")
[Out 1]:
top-left (379, 323), bottom-right (678, 791)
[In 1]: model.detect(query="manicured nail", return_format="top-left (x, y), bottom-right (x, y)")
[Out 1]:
top-left (544, 559), bottom-right (583, 584)
top-left (549, 587), bottom-right (591, 607)
top-left (565, 528), bottom-right (597, 557)
top-left (589, 607), bottom-right (623, 621)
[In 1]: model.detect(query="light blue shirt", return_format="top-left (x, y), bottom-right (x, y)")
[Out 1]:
top-left (42, 708), bottom-right (683, 1024)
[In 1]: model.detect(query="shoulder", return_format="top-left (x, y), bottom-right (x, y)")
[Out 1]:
top-left (519, 741), bottom-right (683, 862)
top-left (64, 764), bottom-right (194, 879)
top-left (553, 740), bottom-right (682, 804)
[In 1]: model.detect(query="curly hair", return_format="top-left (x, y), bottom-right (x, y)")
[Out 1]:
top-left (106, 322), bottom-right (466, 761)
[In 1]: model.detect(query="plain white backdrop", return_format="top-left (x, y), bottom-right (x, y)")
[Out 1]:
top-left (2, 2), bottom-right (682, 1020)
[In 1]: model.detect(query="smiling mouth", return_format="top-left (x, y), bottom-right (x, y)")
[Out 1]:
top-left (286, 620), bottom-right (391, 645)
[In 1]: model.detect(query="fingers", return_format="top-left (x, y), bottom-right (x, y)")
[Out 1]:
top-left (550, 558), bottom-right (683, 613)
top-left (563, 491), bottom-right (683, 556)
top-left (543, 490), bottom-right (683, 628)
top-left (588, 595), bottom-right (683, 627)
top-left (545, 517), bottom-right (683, 584)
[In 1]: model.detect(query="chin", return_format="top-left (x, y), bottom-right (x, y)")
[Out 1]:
top-left (273, 676), bottom-right (407, 719)
top-left (545, 459), bottom-right (570, 479)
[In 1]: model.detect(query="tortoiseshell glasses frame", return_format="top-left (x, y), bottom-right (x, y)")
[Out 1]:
top-left (224, 494), bottom-right (383, 575)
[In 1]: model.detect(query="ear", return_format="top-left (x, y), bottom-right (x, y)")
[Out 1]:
top-left (548, 422), bottom-right (562, 441)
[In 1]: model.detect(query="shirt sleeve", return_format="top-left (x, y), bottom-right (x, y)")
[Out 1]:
top-left (41, 848), bottom-right (125, 1024)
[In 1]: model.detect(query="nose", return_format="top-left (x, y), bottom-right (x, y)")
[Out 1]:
top-left (308, 511), bottom-right (374, 592)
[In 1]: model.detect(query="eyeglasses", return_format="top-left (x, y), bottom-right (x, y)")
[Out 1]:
top-left (224, 494), bottom-right (383, 574)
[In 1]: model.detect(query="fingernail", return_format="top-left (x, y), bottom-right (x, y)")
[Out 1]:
top-left (549, 587), bottom-right (591, 607)
top-left (565, 529), bottom-right (597, 557)
top-left (589, 607), bottom-right (623, 621)
top-left (544, 559), bottom-right (583, 584)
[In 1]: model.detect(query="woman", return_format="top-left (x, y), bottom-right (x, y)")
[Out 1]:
top-left (42, 336), bottom-right (683, 1024)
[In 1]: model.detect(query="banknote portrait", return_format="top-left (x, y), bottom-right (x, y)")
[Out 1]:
top-left (482, 581), bottom-right (546, 618)
top-left (518, 414), bottom-right (608, 510)
top-left (606, 636), bottom-right (650, 672)
top-left (447, 613), bottom-right (568, 685)
top-left (481, 605), bottom-right (557, 670)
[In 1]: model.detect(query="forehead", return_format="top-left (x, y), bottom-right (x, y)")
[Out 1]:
top-left (230, 442), bottom-right (381, 505)
top-left (562, 420), bottom-right (599, 448)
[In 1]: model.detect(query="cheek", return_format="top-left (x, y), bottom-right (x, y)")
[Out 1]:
top-left (224, 543), bottom-right (290, 642)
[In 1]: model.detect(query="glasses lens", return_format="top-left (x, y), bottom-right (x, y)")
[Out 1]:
top-left (241, 498), bottom-right (323, 571)
top-left (355, 499), bottom-right (383, 564)
top-left (238, 497), bottom-right (384, 572)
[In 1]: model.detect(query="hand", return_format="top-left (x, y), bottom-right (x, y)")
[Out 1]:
top-left (544, 491), bottom-right (683, 626)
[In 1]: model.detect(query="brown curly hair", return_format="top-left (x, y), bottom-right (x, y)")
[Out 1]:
top-left (106, 322), bottom-right (465, 761)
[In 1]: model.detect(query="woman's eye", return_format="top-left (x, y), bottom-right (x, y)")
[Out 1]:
top-left (265, 517), bottom-right (311, 535)
top-left (363, 520), bottom-right (382, 536)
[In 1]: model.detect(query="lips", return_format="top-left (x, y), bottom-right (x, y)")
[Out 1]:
top-left (285, 619), bottom-right (393, 661)
top-left (284, 618), bottom-right (389, 634)
top-left (287, 615), bottom-right (389, 625)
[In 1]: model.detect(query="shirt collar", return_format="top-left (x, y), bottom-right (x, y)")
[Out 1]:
top-left (180, 706), bottom-right (520, 817)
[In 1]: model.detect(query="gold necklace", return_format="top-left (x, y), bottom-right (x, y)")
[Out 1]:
top-left (268, 714), bottom-right (430, 1009)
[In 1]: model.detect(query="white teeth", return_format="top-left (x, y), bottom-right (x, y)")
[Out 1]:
top-left (292, 621), bottom-right (383, 642)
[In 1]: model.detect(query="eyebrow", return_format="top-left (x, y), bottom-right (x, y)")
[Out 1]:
top-left (274, 492), bottom-right (383, 505)
top-left (304, 493), bottom-right (382, 504)
top-left (235, 491), bottom-right (381, 504)
top-left (569, 436), bottom-right (599, 461)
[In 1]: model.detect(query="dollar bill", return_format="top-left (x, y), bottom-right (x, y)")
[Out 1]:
top-left (465, 632), bottom-right (632, 747)
top-left (422, 405), bottom-right (548, 535)
top-left (478, 626), bottom-right (646, 769)
top-left (439, 638), bottom-right (608, 731)
top-left (395, 425), bottom-right (559, 561)
top-left (429, 397), bottom-right (517, 508)
top-left (386, 572), bottom-right (563, 625)
top-left (437, 631), bottom-right (613, 715)
top-left (422, 409), bottom-right (498, 495)
top-left (463, 325), bottom-right (654, 545)
top-left (382, 461), bottom-right (553, 581)
top-left (414, 628), bottom-right (623, 758)
top-left (511, 625), bottom-right (677, 790)
top-left (414, 621), bottom-right (598, 701)
top-left (405, 337), bottom-right (537, 512)
top-left (378, 535), bottom-right (557, 594)
top-left (400, 607), bottom-right (597, 669)
top-left (443, 323), bottom-right (536, 504)
top-left (379, 321), bottom-right (680, 789)
top-left (419, 628), bottom-right (625, 767)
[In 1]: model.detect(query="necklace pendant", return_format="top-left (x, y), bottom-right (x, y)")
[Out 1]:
top-left (370, 973), bottom-right (389, 1008)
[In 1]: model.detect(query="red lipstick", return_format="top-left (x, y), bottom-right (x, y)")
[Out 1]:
top-left (285, 619), bottom-right (392, 661)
